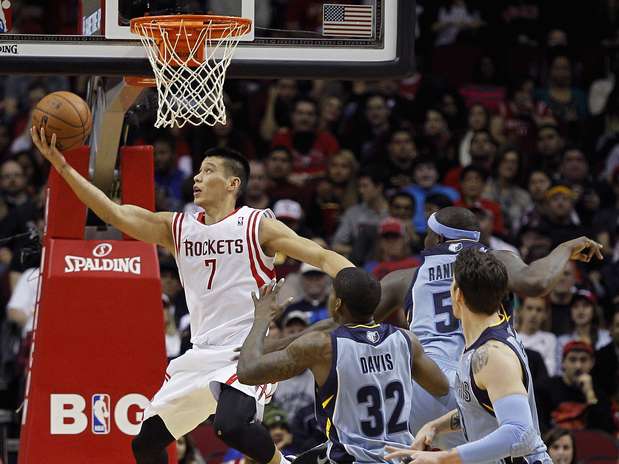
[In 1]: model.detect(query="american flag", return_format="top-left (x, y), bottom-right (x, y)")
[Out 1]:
top-left (323, 4), bottom-right (374, 38)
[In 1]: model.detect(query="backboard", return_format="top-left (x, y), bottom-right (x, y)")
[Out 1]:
top-left (0, 0), bottom-right (415, 79)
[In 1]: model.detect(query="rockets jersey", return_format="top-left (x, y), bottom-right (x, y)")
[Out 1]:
top-left (316, 323), bottom-right (414, 463)
top-left (455, 319), bottom-right (551, 464)
top-left (406, 240), bottom-right (487, 361)
top-left (171, 206), bottom-right (276, 347)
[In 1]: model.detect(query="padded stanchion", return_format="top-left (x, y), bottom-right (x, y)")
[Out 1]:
top-left (45, 147), bottom-right (89, 240)
top-left (120, 145), bottom-right (155, 241)
top-left (20, 144), bottom-right (172, 463)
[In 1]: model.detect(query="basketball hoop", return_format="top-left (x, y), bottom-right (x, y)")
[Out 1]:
top-left (128, 15), bottom-right (251, 128)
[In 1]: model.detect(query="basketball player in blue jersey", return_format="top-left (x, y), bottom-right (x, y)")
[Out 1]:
top-left (237, 268), bottom-right (450, 464)
top-left (374, 206), bottom-right (603, 449)
top-left (384, 248), bottom-right (551, 464)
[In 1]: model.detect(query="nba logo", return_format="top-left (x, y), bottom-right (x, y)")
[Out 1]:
top-left (237, 217), bottom-right (244, 226)
top-left (91, 394), bottom-right (111, 434)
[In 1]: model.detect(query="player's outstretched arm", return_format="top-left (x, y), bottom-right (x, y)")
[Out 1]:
top-left (374, 267), bottom-right (417, 322)
top-left (493, 236), bottom-right (603, 297)
top-left (32, 127), bottom-right (174, 251)
top-left (259, 218), bottom-right (353, 278)
top-left (408, 331), bottom-right (449, 397)
top-left (237, 280), bottom-right (330, 385)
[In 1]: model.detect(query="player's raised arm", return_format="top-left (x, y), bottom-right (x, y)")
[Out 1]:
top-left (408, 330), bottom-right (449, 397)
top-left (492, 236), bottom-right (604, 297)
top-left (237, 280), bottom-right (330, 385)
top-left (259, 217), bottom-right (353, 277)
top-left (32, 127), bottom-right (174, 252)
top-left (374, 267), bottom-right (417, 322)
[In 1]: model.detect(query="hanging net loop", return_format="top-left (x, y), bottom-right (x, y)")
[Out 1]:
top-left (129, 15), bottom-right (251, 128)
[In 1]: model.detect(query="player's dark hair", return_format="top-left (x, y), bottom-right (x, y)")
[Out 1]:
top-left (435, 207), bottom-right (480, 232)
top-left (334, 268), bottom-right (381, 318)
top-left (454, 248), bottom-right (508, 315)
top-left (203, 147), bottom-right (250, 198)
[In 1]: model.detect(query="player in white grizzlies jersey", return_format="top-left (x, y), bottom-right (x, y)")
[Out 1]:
top-left (237, 268), bottom-right (449, 464)
top-left (385, 249), bottom-right (551, 464)
top-left (374, 207), bottom-right (603, 449)
top-left (31, 128), bottom-right (353, 464)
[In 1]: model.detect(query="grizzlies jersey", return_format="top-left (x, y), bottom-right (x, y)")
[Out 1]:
top-left (316, 324), bottom-right (414, 463)
top-left (455, 319), bottom-right (551, 464)
top-left (407, 240), bottom-right (487, 360)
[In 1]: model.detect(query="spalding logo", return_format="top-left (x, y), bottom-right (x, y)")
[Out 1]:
top-left (64, 243), bottom-right (141, 275)
top-left (92, 243), bottom-right (113, 257)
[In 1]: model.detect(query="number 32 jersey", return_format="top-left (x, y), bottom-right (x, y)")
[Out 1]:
top-left (171, 207), bottom-right (276, 347)
top-left (316, 324), bottom-right (414, 463)
top-left (406, 240), bottom-right (486, 361)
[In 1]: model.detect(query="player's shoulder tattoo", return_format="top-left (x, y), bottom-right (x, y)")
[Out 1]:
top-left (472, 345), bottom-right (490, 375)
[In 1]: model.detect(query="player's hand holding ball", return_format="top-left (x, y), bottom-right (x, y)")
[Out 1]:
top-left (31, 126), bottom-right (66, 170)
top-left (251, 279), bottom-right (293, 322)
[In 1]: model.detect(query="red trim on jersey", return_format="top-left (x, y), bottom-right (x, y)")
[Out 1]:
top-left (246, 211), bottom-right (266, 288)
top-left (172, 213), bottom-right (181, 255)
top-left (197, 208), bottom-right (240, 225)
top-left (251, 211), bottom-right (276, 280)
top-left (176, 213), bottom-right (184, 255)
top-left (225, 374), bottom-right (238, 385)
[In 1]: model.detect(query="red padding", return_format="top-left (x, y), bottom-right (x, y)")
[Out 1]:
top-left (120, 146), bottom-right (155, 241)
top-left (45, 147), bottom-right (89, 240)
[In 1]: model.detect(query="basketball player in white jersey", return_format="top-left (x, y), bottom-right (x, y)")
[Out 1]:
top-left (31, 127), bottom-right (354, 464)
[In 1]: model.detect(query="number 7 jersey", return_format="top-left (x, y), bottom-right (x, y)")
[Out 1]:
top-left (171, 207), bottom-right (276, 347)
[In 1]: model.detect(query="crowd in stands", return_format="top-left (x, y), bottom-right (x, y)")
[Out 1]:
top-left (1, 0), bottom-right (619, 462)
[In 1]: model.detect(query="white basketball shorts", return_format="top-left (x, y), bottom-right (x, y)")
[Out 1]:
top-left (142, 346), bottom-right (277, 439)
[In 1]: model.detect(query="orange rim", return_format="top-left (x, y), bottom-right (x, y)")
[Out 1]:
top-left (124, 76), bottom-right (157, 88)
top-left (130, 14), bottom-right (252, 40)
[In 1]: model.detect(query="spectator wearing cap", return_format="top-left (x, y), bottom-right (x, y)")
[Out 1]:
top-left (538, 185), bottom-right (590, 248)
top-left (556, 288), bottom-right (611, 370)
top-left (443, 129), bottom-right (498, 190)
top-left (305, 150), bottom-right (359, 239)
top-left (281, 310), bottom-right (310, 337)
top-left (470, 207), bottom-right (519, 254)
top-left (403, 157), bottom-right (459, 234)
top-left (271, 97), bottom-right (339, 179)
top-left (333, 170), bottom-right (389, 258)
top-left (265, 146), bottom-right (305, 203)
top-left (517, 296), bottom-right (558, 375)
top-left (454, 165), bottom-right (506, 235)
top-left (483, 147), bottom-right (533, 235)
top-left (272, 199), bottom-right (312, 277)
top-left (592, 308), bottom-right (619, 403)
top-left (537, 341), bottom-right (614, 433)
top-left (261, 407), bottom-right (299, 457)
top-left (364, 217), bottom-right (420, 280)
top-left (379, 129), bottom-right (418, 191)
top-left (282, 263), bottom-right (331, 324)
top-left (535, 124), bottom-right (565, 173)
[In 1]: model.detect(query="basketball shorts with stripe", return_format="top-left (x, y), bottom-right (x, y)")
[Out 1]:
top-left (142, 346), bottom-right (277, 439)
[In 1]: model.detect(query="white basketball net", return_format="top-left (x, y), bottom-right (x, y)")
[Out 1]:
top-left (134, 18), bottom-right (248, 128)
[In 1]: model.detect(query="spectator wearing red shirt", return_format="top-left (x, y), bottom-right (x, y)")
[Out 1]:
top-left (455, 165), bottom-right (506, 235)
top-left (364, 217), bottom-right (420, 280)
top-left (271, 97), bottom-right (339, 179)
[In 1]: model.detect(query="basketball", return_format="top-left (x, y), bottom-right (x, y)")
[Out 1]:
top-left (32, 91), bottom-right (93, 152)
